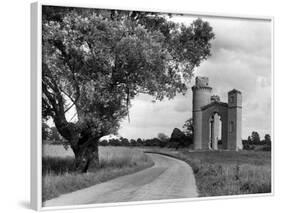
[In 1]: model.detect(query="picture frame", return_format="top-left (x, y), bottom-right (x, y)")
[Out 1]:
top-left (31, 1), bottom-right (274, 211)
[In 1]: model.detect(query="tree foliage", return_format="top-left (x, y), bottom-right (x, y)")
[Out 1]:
top-left (182, 117), bottom-right (194, 137)
top-left (168, 128), bottom-right (192, 149)
top-left (264, 134), bottom-right (271, 145)
top-left (157, 133), bottom-right (169, 141)
top-left (251, 131), bottom-right (261, 144)
top-left (243, 132), bottom-right (271, 151)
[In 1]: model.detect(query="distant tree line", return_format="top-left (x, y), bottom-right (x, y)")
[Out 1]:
top-left (43, 117), bottom-right (195, 148)
top-left (100, 118), bottom-right (194, 148)
top-left (242, 131), bottom-right (271, 151)
top-left (43, 119), bottom-right (271, 151)
top-left (99, 135), bottom-right (169, 147)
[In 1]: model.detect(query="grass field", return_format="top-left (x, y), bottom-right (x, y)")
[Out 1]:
top-left (145, 148), bottom-right (271, 197)
top-left (42, 146), bottom-right (154, 202)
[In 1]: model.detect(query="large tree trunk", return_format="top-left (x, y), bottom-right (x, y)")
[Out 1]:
top-left (52, 109), bottom-right (102, 173)
top-left (53, 117), bottom-right (101, 173)
top-left (71, 133), bottom-right (100, 173)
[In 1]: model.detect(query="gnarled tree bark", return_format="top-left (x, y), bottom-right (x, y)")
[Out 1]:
top-left (71, 131), bottom-right (100, 173)
top-left (54, 119), bottom-right (101, 173)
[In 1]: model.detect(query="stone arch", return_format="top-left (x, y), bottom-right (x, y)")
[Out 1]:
top-left (201, 102), bottom-right (228, 150)
top-left (208, 112), bottom-right (222, 150)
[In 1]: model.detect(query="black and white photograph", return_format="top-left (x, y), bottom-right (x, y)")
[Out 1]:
top-left (37, 3), bottom-right (272, 209)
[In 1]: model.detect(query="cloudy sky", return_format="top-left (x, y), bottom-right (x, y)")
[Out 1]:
top-left (118, 15), bottom-right (272, 140)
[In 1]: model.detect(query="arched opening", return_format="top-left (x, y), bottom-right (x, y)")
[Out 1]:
top-left (208, 112), bottom-right (222, 150)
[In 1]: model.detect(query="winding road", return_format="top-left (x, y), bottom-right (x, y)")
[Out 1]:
top-left (44, 153), bottom-right (198, 207)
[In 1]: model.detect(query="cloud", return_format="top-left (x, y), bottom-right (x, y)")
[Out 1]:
top-left (210, 18), bottom-right (271, 56)
top-left (118, 94), bottom-right (193, 139)
top-left (173, 94), bottom-right (192, 113)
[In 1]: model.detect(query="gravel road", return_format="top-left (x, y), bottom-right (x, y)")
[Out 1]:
top-left (44, 153), bottom-right (198, 207)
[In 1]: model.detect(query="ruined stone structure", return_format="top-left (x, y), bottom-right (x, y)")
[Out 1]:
top-left (192, 76), bottom-right (242, 151)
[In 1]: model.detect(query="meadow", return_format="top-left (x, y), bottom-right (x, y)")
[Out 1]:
top-left (42, 145), bottom-right (154, 202)
top-left (145, 148), bottom-right (271, 197)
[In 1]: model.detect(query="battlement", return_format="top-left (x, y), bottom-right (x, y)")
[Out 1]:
top-left (192, 76), bottom-right (212, 91)
top-left (192, 85), bottom-right (212, 91)
top-left (211, 95), bottom-right (220, 102)
top-left (228, 89), bottom-right (242, 107)
top-left (196, 76), bottom-right (209, 87)
top-left (228, 89), bottom-right (242, 94)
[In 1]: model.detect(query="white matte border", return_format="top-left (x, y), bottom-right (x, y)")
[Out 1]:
top-left (30, 1), bottom-right (274, 211)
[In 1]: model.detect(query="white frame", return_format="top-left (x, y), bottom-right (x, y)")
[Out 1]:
top-left (31, 1), bottom-right (274, 211)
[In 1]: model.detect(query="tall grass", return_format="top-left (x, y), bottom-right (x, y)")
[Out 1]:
top-left (194, 162), bottom-right (271, 196)
top-left (42, 146), bottom-right (154, 202)
top-left (146, 148), bottom-right (271, 197)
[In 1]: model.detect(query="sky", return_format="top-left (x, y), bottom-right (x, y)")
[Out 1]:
top-left (118, 15), bottom-right (272, 140)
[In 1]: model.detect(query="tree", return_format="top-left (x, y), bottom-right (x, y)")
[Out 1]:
top-left (157, 133), bottom-right (169, 147)
top-left (136, 138), bottom-right (143, 146)
top-left (108, 138), bottom-right (121, 146)
top-left (42, 6), bottom-right (215, 172)
top-left (264, 134), bottom-right (271, 146)
top-left (247, 136), bottom-right (252, 144)
top-left (120, 137), bottom-right (130, 146)
top-left (264, 134), bottom-right (271, 143)
top-left (42, 121), bottom-right (51, 141)
top-left (182, 118), bottom-right (194, 146)
top-left (130, 139), bottom-right (137, 146)
top-left (48, 127), bottom-right (60, 141)
top-left (99, 140), bottom-right (108, 146)
top-left (168, 128), bottom-right (191, 149)
top-left (157, 133), bottom-right (169, 142)
top-left (182, 118), bottom-right (194, 137)
top-left (150, 138), bottom-right (162, 146)
top-left (251, 131), bottom-right (260, 144)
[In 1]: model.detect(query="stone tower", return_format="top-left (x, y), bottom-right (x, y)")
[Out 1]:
top-left (192, 77), bottom-right (212, 149)
top-left (227, 89), bottom-right (243, 150)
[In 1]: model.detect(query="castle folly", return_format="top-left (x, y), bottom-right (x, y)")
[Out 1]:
top-left (192, 76), bottom-right (242, 151)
